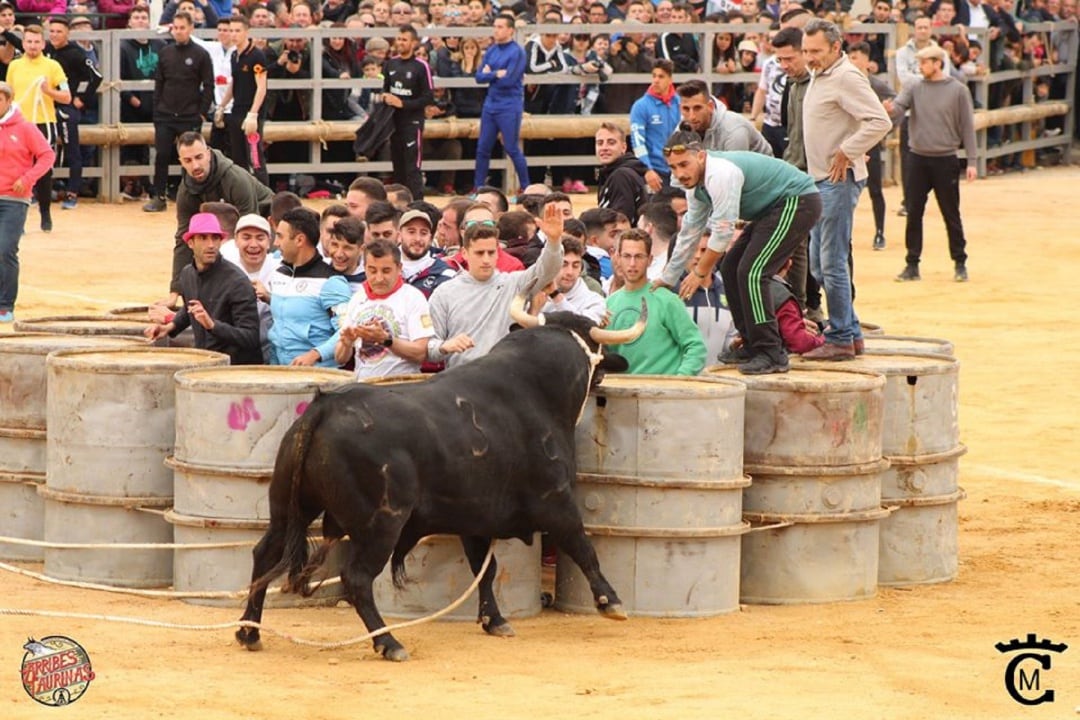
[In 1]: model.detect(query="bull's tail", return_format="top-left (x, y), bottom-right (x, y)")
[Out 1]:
top-left (248, 403), bottom-right (321, 597)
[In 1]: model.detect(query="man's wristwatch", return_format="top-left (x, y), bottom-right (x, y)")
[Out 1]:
top-left (382, 336), bottom-right (394, 347)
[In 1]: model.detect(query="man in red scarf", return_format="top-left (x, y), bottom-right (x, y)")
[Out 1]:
top-left (629, 59), bottom-right (681, 192)
top-left (334, 238), bottom-right (435, 379)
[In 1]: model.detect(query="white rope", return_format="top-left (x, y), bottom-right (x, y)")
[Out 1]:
top-left (0, 535), bottom-right (255, 550)
top-left (0, 543), bottom-right (495, 650)
top-left (0, 560), bottom-right (337, 599)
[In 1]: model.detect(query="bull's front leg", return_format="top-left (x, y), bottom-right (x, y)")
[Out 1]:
top-left (460, 535), bottom-right (513, 637)
top-left (549, 516), bottom-right (627, 621)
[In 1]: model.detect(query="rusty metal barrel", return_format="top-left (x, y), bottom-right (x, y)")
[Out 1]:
top-left (107, 306), bottom-right (194, 347)
top-left (863, 335), bottom-right (955, 357)
top-left (800, 353), bottom-right (965, 587)
top-left (166, 366), bottom-right (354, 606)
top-left (360, 375), bottom-right (544, 621)
top-left (0, 333), bottom-right (144, 561)
top-left (43, 347), bottom-right (228, 587)
top-left (14, 314), bottom-right (154, 338)
top-left (707, 367), bottom-right (889, 604)
top-left (557, 375), bottom-right (749, 617)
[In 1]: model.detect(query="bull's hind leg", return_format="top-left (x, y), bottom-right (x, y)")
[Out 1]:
top-left (340, 525), bottom-right (412, 661)
top-left (547, 507), bottom-right (626, 621)
top-left (460, 535), bottom-right (513, 637)
top-left (236, 520), bottom-right (288, 651)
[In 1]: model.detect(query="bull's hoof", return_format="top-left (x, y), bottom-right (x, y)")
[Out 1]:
top-left (381, 646), bottom-right (410, 662)
top-left (235, 628), bottom-right (263, 651)
top-left (598, 602), bottom-right (628, 621)
top-left (482, 618), bottom-right (516, 638)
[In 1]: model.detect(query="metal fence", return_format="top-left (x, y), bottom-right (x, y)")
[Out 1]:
top-left (52, 20), bottom-right (1077, 200)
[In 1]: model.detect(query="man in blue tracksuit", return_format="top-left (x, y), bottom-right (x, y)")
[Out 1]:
top-left (629, 58), bottom-right (681, 192)
top-left (267, 207), bottom-right (352, 367)
top-left (473, 14), bottom-right (529, 192)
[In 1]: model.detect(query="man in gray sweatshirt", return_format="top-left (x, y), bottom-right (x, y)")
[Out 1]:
top-left (886, 44), bottom-right (978, 283)
top-left (427, 204), bottom-right (565, 368)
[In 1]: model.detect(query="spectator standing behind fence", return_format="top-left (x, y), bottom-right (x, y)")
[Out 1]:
top-left (204, 17), bottom-right (233, 157)
top-left (0, 80), bottom-right (55, 324)
top-left (381, 25), bottom-right (433, 201)
top-left (0, 2), bottom-right (21, 82)
top-left (800, 19), bottom-right (890, 361)
top-left (143, 12), bottom-right (213, 214)
top-left (630, 59), bottom-right (682, 192)
top-left (118, 6), bottom-right (161, 200)
top-left (7, 24), bottom-right (69, 234)
top-left (218, 15), bottom-right (269, 187)
top-left (474, 14), bottom-right (529, 193)
top-left (848, 41), bottom-right (895, 252)
top-left (658, 2), bottom-right (702, 72)
top-left (45, 17), bottom-right (100, 211)
top-left (886, 44), bottom-right (977, 283)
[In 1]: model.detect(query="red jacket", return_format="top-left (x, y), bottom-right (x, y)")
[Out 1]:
top-left (0, 107), bottom-right (56, 200)
top-left (777, 297), bottom-right (824, 354)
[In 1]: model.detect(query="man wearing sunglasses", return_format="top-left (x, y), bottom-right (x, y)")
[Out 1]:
top-left (654, 126), bottom-right (821, 375)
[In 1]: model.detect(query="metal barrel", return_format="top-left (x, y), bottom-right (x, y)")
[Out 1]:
top-left (705, 366), bottom-right (886, 467)
top-left (0, 333), bottom-right (145, 561)
top-left (796, 354), bottom-right (965, 587)
top-left (878, 445), bottom-right (968, 586)
top-left (362, 374), bottom-right (543, 621)
top-left (13, 314), bottom-right (155, 338)
top-left (707, 367), bottom-right (891, 604)
top-left (107, 306), bottom-right (195, 347)
top-left (42, 347), bottom-right (228, 587)
top-left (557, 375), bottom-right (750, 617)
top-left (863, 335), bottom-right (955, 357)
top-left (739, 460), bottom-right (890, 604)
top-left (165, 510), bottom-right (348, 608)
top-left (167, 366), bottom-right (354, 607)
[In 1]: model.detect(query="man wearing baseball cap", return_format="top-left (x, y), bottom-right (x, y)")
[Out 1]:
top-left (398, 208), bottom-right (456, 298)
top-left (222, 212), bottom-right (280, 362)
top-left (145, 212), bottom-right (262, 364)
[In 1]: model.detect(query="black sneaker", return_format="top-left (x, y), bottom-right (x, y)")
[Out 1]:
top-left (872, 232), bottom-right (885, 251)
top-left (895, 264), bottom-right (921, 282)
top-left (41, 216), bottom-right (52, 233)
top-left (143, 197), bottom-right (167, 213)
top-left (738, 353), bottom-right (790, 375)
top-left (718, 345), bottom-right (754, 365)
top-left (954, 264), bottom-right (968, 282)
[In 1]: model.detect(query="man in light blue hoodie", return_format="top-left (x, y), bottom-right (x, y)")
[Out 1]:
top-left (473, 14), bottom-right (530, 192)
top-left (629, 58), bottom-right (681, 192)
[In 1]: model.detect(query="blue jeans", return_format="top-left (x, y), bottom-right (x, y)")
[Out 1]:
top-left (0, 200), bottom-right (30, 311)
top-left (474, 104), bottom-right (530, 191)
top-left (809, 172), bottom-right (865, 345)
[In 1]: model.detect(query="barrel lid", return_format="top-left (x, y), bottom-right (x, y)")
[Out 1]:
top-left (107, 305), bottom-right (154, 322)
top-left (362, 373), bottom-right (430, 386)
top-left (591, 373), bottom-right (746, 399)
top-left (175, 365), bottom-right (353, 391)
top-left (13, 315), bottom-right (152, 336)
top-left (0, 332), bottom-right (146, 354)
top-left (822, 353), bottom-right (958, 376)
top-left (863, 335), bottom-right (954, 355)
top-left (47, 347), bottom-right (229, 372)
top-left (705, 365), bottom-right (885, 391)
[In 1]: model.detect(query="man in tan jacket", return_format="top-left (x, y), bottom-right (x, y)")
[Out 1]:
top-left (799, 19), bottom-right (891, 360)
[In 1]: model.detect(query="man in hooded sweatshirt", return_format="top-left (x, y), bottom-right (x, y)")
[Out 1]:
top-left (676, 79), bottom-right (773, 156)
top-left (167, 132), bottom-right (273, 306)
top-left (595, 122), bottom-right (648, 227)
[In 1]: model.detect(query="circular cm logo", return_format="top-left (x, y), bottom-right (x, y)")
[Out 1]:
top-left (21, 636), bottom-right (95, 707)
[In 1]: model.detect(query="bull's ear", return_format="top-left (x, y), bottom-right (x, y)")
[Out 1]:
top-left (598, 352), bottom-right (629, 373)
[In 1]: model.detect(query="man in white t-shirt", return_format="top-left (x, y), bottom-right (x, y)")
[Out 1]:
top-left (334, 238), bottom-right (434, 379)
top-left (222, 213), bottom-right (279, 362)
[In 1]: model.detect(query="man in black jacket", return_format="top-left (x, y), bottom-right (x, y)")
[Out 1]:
top-left (595, 122), bottom-right (648, 225)
top-left (381, 25), bottom-right (433, 200)
top-left (144, 11), bottom-right (213, 213)
top-left (46, 17), bottom-right (102, 209)
top-left (145, 212), bottom-right (262, 365)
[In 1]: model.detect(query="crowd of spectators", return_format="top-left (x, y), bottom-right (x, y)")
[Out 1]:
top-left (0, 0), bottom-right (1072, 203)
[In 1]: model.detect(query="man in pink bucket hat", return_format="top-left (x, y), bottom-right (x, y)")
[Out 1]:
top-left (145, 212), bottom-right (263, 364)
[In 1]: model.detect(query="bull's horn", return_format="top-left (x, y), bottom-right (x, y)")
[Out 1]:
top-left (590, 299), bottom-right (648, 345)
top-left (509, 291), bottom-right (543, 329)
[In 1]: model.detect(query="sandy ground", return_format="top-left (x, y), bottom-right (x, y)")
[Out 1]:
top-left (2, 166), bottom-right (1080, 719)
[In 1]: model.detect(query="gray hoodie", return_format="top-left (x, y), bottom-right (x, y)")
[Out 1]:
top-left (427, 238), bottom-right (563, 368)
top-left (702, 98), bottom-right (774, 157)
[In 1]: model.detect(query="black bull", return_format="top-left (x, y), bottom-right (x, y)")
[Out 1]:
top-left (236, 302), bottom-right (647, 661)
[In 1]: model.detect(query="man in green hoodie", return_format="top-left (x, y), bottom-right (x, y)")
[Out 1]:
top-left (167, 132), bottom-right (273, 307)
